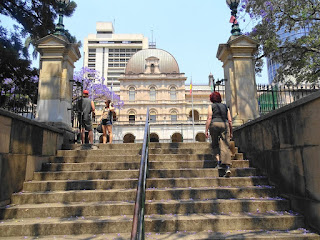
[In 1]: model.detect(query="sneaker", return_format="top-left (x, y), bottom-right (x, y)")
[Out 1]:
top-left (224, 166), bottom-right (231, 178)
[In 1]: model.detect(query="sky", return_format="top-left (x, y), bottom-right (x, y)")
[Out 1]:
top-left (1, 0), bottom-right (268, 85)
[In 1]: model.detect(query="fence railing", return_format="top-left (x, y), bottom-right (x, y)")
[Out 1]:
top-left (257, 84), bottom-right (320, 115)
top-left (2, 80), bottom-right (319, 122)
top-left (0, 81), bottom-right (38, 119)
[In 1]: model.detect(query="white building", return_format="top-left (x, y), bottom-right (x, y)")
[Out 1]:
top-left (83, 22), bottom-right (149, 89)
top-left (109, 48), bottom-right (213, 143)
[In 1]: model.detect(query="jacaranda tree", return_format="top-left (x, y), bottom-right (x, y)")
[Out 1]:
top-left (73, 67), bottom-right (124, 110)
top-left (239, 0), bottom-right (320, 83)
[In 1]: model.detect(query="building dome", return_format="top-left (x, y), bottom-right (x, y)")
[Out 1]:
top-left (125, 48), bottom-right (180, 74)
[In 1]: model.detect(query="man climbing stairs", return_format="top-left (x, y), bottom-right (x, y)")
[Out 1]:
top-left (0, 142), bottom-right (319, 239)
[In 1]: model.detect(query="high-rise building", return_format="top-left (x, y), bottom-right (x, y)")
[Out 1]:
top-left (267, 26), bottom-right (310, 84)
top-left (83, 22), bottom-right (149, 89)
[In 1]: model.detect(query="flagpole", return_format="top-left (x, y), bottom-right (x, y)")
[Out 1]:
top-left (111, 81), bottom-right (114, 103)
top-left (191, 77), bottom-right (195, 142)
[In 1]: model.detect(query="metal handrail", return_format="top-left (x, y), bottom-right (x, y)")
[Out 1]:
top-left (131, 107), bottom-right (150, 240)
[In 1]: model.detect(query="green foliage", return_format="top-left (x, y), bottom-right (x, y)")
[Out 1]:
top-left (0, 0), bottom-right (78, 81)
top-left (0, 0), bottom-right (79, 112)
top-left (242, 0), bottom-right (320, 83)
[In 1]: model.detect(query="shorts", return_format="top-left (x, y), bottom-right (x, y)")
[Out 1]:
top-left (81, 118), bottom-right (92, 131)
top-left (102, 119), bottom-right (112, 126)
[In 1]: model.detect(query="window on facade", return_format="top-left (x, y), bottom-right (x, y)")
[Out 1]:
top-left (170, 87), bottom-right (177, 100)
top-left (129, 114), bottom-right (135, 123)
top-left (171, 111), bottom-right (178, 122)
top-left (150, 111), bottom-right (156, 122)
top-left (151, 64), bottom-right (155, 73)
top-left (129, 87), bottom-right (135, 101)
top-left (89, 48), bottom-right (96, 52)
top-left (150, 87), bottom-right (156, 101)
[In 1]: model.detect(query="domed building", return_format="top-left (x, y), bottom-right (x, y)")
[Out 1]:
top-left (110, 48), bottom-right (212, 143)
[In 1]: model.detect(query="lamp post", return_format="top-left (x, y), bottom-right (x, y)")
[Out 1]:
top-left (54, 0), bottom-right (70, 35)
top-left (226, 0), bottom-right (241, 36)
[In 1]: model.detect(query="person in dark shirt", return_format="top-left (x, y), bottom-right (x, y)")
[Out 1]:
top-left (205, 92), bottom-right (233, 177)
top-left (79, 90), bottom-right (95, 144)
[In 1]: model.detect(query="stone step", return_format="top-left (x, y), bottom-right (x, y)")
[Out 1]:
top-left (1, 229), bottom-right (318, 240)
top-left (42, 159), bottom-right (250, 171)
top-left (11, 187), bottom-right (276, 204)
top-left (57, 148), bottom-right (230, 157)
top-left (0, 213), bottom-right (305, 237)
top-left (149, 153), bottom-right (244, 161)
top-left (62, 142), bottom-right (216, 151)
top-left (33, 168), bottom-right (258, 180)
top-left (22, 176), bottom-right (269, 192)
top-left (50, 153), bottom-right (243, 163)
top-left (62, 143), bottom-right (143, 150)
top-left (0, 199), bottom-right (289, 220)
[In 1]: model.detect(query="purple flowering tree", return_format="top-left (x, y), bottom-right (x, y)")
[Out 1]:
top-left (73, 67), bottom-right (124, 109)
top-left (238, 0), bottom-right (320, 83)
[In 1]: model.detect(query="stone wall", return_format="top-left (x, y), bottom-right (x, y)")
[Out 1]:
top-left (233, 90), bottom-right (320, 232)
top-left (0, 109), bottom-right (64, 206)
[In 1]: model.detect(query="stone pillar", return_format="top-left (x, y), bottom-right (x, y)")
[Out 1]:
top-left (217, 35), bottom-right (260, 127)
top-left (36, 34), bottom-right (81, 131)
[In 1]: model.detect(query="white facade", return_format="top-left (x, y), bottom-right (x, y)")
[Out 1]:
top-left (83, 22), bottom-right (149, 88)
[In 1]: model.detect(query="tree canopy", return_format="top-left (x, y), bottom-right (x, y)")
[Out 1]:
top-left (240, 0), bottom-right (320, 83)
top-left (73, 67), bottom-right (124, 110)
top-left (0, 0), bottom-right (78, 87)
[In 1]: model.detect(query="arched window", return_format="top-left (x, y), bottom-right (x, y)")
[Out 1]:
top-left (123, 133), bottom-right (135, 143)
top-left (189, 110), bottom-right (200, 121)
top-left (150, 87), bottom-right (156, 101)
top-left (129, 87), bottom-right (135, 101)
top-left (171, 132), bottom-right (183, 143)
top-left (171, 110), bottom-right (178, 122)
top-left (196, 133), bottom-right (206, 142)
top-left (150, 133), bottom-right (159, 142)
top-left (150, 110), bottom-right (157, 123)
top-left (170, 87), bottom-right (177, 100)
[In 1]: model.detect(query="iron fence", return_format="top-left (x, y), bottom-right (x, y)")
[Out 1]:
top-left (0, 80), bottom-right (38, 119)
top-left (257, 83), bottom-right (320, 115)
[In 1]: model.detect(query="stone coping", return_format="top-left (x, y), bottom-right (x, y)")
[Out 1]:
top-left (235, 90), bottom-right (320, 131)
top-left (0, 108), bottom-right (64, 134)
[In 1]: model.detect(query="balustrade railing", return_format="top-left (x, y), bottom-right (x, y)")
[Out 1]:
top-left (257, 83), bottom-right (320, 114)
top-left (0, 80), bottom-right (37, 119)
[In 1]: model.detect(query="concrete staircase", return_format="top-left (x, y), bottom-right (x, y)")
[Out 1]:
top-left (0, 142), bottom-right (319, 239)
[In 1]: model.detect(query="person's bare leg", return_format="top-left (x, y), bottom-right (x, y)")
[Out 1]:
top-left (102, 125), bottom-right (107, 144)
top-left (107, 125), bottom-right (113, 143)
top-left (81, 128), bottom-right (85, 144)
top-left (88, 130), bottom-right (93, 144)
